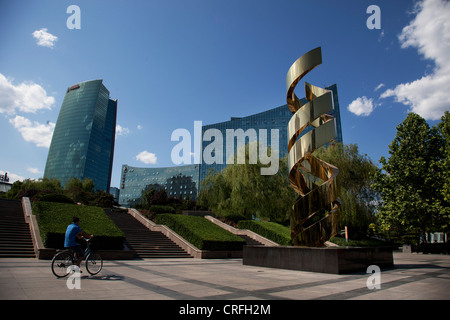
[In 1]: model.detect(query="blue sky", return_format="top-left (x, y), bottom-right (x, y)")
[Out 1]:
top-left (1, 0), bottom-right (449, 188)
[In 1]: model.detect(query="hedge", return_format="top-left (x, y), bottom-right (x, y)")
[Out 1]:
top-left (238, 220), bottom-right (291, 246)
top-left (38, 193), bottom-right (75, 204)
top-left (149, 205), bottom-right (175, 214)
top-left (329, 236), bottom-right (391, 247)
top-left (156, 214), bottom-right (245, 251)
top-left (32, 201), bottom-right (125, 250)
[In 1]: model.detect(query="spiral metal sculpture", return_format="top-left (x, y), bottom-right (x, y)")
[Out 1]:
top-left (286, 47), bottom-right (341, 247)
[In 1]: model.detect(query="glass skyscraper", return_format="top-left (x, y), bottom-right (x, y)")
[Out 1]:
top-left (44, 79), bottom-right (117, 192)
top-left (118, 164), bottom-right (200, 207)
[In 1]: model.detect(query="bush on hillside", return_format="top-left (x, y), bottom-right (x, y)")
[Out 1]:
top-left (149, 205), bottom-right (176, 214)
top-left (38, 193), bottom-right (75, 204)
top-left (156, 214), bottom-right (245, 251)
top-left (32, 201), bottom-right (125, 250)
top-left (238, 220), bottom-right (291, 246)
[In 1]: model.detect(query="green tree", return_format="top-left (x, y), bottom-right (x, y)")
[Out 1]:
top-left (437, 111), bottom-right (450, 232)
top-left (138, 186), bottom-right (168, 209)
top-left (6, 177), bottom-right (63, 200)
top-left (198, 143), bottom-right (297, 223)
top-left (314, 143), bottom-right (379, 238)
top-left (373, 113), bottom-right (447, 244)
top-left (92, 190), bottom-right (115, 208)
top-left (64, 178), bottom-right (95, 204)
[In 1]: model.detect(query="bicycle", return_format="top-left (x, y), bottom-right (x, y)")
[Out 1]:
top-left (51, 238), bottom-right (103, 278)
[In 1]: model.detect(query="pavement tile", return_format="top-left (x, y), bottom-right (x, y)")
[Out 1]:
top-left (0, 252), bottom-right (448, 301)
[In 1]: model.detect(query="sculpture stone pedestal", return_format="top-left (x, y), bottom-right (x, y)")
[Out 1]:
top-left (243, 245), bottom-right (394, 274)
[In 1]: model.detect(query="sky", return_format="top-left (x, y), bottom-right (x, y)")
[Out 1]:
top-left (0, 0), bottom-right (449, 189)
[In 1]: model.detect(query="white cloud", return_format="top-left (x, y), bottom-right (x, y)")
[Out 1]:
top-left (32, 28), bottom-right (58, 48)
top-left (9, 115), bottom-right (55, 148)
top-left (347, 96), bottom-right (374, 116)
top-left (380, 0), bottom-right (450, 120)
top-left (378, 29), bottom-right (385, 43)
top-left (137, 124), bottom-right (142, 130)
top-left (136, 151), bottom-right (157, 164)
top-left (374, 83), bottom-right (385, 91)
top-left (116, 124), bottom-right (130, 136)
top-left (0, 73), bottom-right (55, 114)
top-left (27, 167), bottom-right (42, 175)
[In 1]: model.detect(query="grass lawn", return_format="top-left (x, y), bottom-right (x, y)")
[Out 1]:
top-left (156, 214), bottom-right (246, 251)
top-left (32, 201), bottom-right (124, 250)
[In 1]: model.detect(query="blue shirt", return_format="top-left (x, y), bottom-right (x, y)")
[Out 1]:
top-left (64, 223), bottom-right (82, 247)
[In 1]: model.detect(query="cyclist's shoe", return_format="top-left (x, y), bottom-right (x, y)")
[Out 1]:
top-left (70, 266), bottom-right (82, 273)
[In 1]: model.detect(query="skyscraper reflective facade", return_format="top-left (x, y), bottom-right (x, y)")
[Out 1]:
top-left (118, 164), bottom-right (200, 207)
top-left (44, 79), bottom-right (117, 192)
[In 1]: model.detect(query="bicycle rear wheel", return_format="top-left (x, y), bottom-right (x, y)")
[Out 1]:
top-left (85, 252), bottom-right (103, 275)
top-left (51, 251), bottom-right (73, 278)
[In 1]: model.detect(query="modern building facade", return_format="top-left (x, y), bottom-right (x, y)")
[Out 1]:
top-left (199, 84), bottom-right (343, 182)
top-left (0, 172), bottom-right (12, 193)
top-left (44, 80), bottom-right (117, 192)
top-left (118, 164), bottom-right (200, 207)
top-left (118, 84), bottom-right (342, 206)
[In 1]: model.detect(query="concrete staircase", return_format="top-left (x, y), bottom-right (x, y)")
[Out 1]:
top-left (105, 209), bottom-right (192, 259)
top-left (0, 199), bottom-right (35, 258)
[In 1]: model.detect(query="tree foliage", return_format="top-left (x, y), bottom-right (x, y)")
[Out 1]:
top-left (438, 111), bottom-right (450, 222)
top-left (313, 143), bottom-right (379, 237)
top-left (6, 178), bottom-right (63, 200)
top-left (5, 177), bottom-right (115, 208)
top-left (64, 177), bottom-right (95, 204)
top-left (373, 112), bottom-right (449, 244)
top-left (134, 185), bottom-right (197, 214)
top-left (198, 144), bottom-right (298, 223)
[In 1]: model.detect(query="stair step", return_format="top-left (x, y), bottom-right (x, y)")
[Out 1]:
top-left (0, 232), bottom-right (33, 238)
top-left (0, 253), bottom-right (36, 258)
top-left (135, 253), bottom-right (192, 258)
top-left (0, 242), bottom-right (33, 246)
top-left (105, 209), bottom-right (193, 259)
top-left (0, 249), bottom-right (35, 254)
top-left (0, 199), bottom-right (35, 258)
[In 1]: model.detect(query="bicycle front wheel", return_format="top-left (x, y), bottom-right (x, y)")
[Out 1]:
top-left (85, 252), bottom-right (103, 275)
top-left (51, 251), bottom-right (73, 278)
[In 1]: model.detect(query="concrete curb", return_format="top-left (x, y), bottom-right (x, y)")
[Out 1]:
top-left (204, 215), bottom-right (280, 246)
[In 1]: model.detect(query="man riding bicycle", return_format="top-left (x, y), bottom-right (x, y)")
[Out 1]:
top-left (64, 217), bottom-right (93, 269)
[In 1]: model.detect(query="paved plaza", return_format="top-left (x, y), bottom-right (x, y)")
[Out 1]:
top-left (0, 252), bottom-right (449, 301)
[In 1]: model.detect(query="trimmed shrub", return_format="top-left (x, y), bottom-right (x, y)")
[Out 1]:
top-left (38, 193), bottom-right (75, 204)
top-left (329, 236), bottom-right (391, 247)
top-left (156, 214), bottom-right (245, 251)
top-left (149, 205), bottom-right (175, 214)
top-left (223, 213), bottom-right (247, 224)
top-left (32, 201), bottom-right (125, 250)
top-left (238, 220), bottom-right (291, 246)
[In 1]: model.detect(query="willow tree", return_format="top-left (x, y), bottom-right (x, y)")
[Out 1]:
top-left (313, 143), bottom-right (379, 238)
top-left (198, 144), bottom-right (296, 223)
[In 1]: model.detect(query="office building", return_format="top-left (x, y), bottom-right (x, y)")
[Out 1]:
top-left (44, 79), bottom-right (117, 192)
top-left (118, 164), bottom-right (200, 207)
